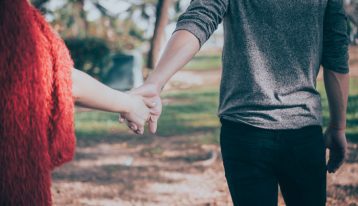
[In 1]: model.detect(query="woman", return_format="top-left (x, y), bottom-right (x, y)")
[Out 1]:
top-left (0, 0), bottom-right (151, 205)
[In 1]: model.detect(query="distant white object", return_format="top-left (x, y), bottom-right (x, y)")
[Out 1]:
top-left (105, 50), bottom-right (144, 91)
top-left (122, 156), bottom-right (134, 166)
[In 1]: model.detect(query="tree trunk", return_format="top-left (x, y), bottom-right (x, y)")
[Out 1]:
top-left (147, 0), bottom-right (171, 69)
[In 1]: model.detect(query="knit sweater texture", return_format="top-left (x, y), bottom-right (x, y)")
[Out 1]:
top-left (0, 0), bottom-right (75, 205)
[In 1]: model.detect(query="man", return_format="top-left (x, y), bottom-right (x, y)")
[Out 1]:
top-left (122, 0), bottom-right (350, 205)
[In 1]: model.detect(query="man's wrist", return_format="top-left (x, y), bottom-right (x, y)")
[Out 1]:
top-left (143, 81), bottom-right (163, 94)
top-left (328, 123), bottom-right (346, 131)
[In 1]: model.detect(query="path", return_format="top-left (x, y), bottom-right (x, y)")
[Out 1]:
top-left (52, 46), bottom-right (358, 205)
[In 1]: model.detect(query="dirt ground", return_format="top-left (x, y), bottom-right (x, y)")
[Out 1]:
top-left (52, 133), bottom-right (358, 206)
top-left (52, 47), bottom-right (358, 206)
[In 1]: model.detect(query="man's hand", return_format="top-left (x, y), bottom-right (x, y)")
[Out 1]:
top-left (120, 94), bottom-right (151, 135)
top-left (324, 126), bottom-right (348, 173)
top-left (120, 83), bottom-right (162, 134)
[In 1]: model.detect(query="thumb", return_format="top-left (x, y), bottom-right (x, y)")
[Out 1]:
top-left (327, 153), bottom-right (343, 173)
top-left (119, 114), bottom-right (126, 123)
top-left (323, 131), bottom-right (331, 148)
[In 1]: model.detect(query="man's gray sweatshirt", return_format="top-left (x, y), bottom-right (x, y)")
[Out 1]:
top-left (174, 0), bottom-right (350, 129)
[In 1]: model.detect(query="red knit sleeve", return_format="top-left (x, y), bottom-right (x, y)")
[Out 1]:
top-left (32, 9), bottom-right (76, 168)
top-left (0, 1), bottom-right (76, 204)
top-left (0, 1), bottom-right (77, 204)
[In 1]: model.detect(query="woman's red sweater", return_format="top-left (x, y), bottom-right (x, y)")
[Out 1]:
top-left (0, 0), bottom-right (76, 205)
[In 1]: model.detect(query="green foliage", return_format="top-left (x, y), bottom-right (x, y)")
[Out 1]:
top-left (65, 37), bottom-right (111, 80)
top-left (184, 55), bottom-right (222, 71)
top-left (75, 87), bottom-right (221, 145)
top-left (32, 0), bottom-right (186, 51)
top-left (75, 77), bottom-right (358, 146)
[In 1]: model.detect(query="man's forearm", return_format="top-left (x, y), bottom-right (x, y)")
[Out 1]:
top-left (323, 69), bottom-right (349, 129)
top-left (72, 69), bottom-right (132, 113)
top-left (145, 30), bottom-right (200, 91)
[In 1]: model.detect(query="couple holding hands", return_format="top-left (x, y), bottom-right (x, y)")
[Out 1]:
top-left (0, 0), bottom-right (350, 206)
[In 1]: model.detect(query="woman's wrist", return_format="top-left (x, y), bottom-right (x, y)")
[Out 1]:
top-left (114, 91), bottom-right (134, 114)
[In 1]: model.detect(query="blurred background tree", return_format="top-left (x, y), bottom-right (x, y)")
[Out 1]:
top-left (31, 0), bottom-right (185, 81)
top-left (147, 0), bottom-right (170, 69)
top-left (65, 37), bottom-right (111, 79)
top-left (345, 0), bottom-right (358, 44)
top-left (32, 0), bottom-right (358, 80)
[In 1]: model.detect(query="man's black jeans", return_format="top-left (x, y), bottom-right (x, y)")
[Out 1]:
top-left (220, 119), bottom-right (326, 206)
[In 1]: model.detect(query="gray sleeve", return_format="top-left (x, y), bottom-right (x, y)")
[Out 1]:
top-left (174, 0), bottom-right (229, 47)
top-left (321, 0), bottom-right (350, 74)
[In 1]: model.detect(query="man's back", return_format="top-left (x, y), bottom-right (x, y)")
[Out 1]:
top-left (175, 0), bottom-right (349, 129)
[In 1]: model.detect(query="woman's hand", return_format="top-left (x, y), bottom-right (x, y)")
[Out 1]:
top-left (120, 94), bottom-right (151, 135)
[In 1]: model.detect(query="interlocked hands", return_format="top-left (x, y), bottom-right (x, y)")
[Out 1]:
top-left (119, 83), bottom-right (162, 135)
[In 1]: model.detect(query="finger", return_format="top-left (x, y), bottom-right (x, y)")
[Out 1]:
top-left (127, 120), bottom-right (138, 132)
top-left (137, 126), bottom-right (145, 135)
top-left (328, 157), bottom-right (344, 173)
top-left (131, 124), bottom-right (138, 132)
top-left (127, 116), bottom-right (146, 134)
top-left (327, 153), bottom-right (345, 173)
top-left (143, 98), bottom-right (157, 109)
top-left (327, 151), bottom-right (336, 173)
top-left (150, 108), bottom-right (162, 117)
top-left (148, 117), bottom-right (158, 134)
top-left (149, 114), bottom-right (159, 123)
top-left (119, 114), bottom-right (126, 123)
top-left (134, 129), bottom-right (142, 135)
top-left (323, 132), bottom-right (330, 148)
top-left (327, 156), bottom-right (337, 173)
top-left (327, 162), bottom-right (341, 173)
top-left (134, 120), bottom-right (145, 135)
top-left (327, 160), bottom-right (336, 173)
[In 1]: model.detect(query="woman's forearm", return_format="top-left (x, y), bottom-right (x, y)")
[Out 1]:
top-left (72, 69), bottom-right (132, 113)
top-left (145, 30), bottom-right (200, 91)
top-left (323, 69), bottom-right (350, 130)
